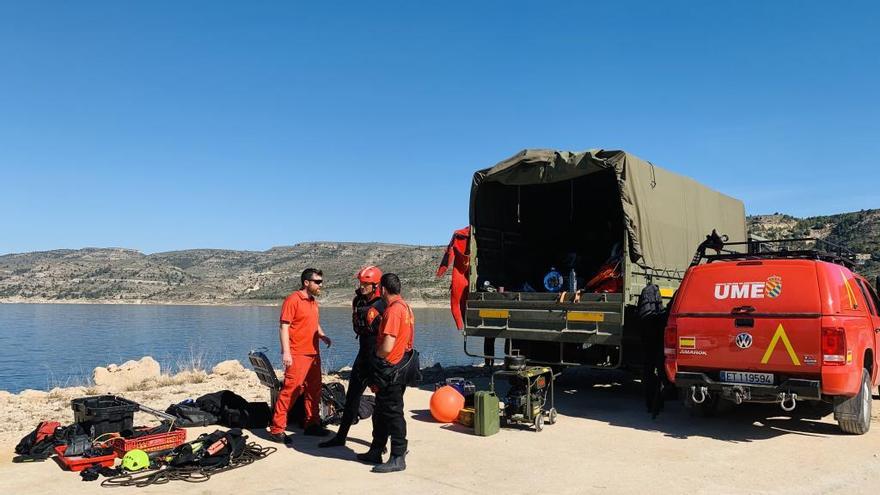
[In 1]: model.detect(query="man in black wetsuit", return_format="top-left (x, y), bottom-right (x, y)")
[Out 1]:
top-left (319, 265), bottom-right (386, 448)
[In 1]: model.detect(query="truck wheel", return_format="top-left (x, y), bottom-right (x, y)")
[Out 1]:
top-left (835, 369), bottom-right (872, 435)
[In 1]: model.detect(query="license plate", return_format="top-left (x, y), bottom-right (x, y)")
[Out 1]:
top-left (719, 371), bottom-right (774, 385)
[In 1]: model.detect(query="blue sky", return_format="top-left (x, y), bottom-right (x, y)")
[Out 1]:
top-left (1, 1), bottom-right (877, 254)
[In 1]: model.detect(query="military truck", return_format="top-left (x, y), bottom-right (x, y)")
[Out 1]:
top-left (462, 149), bottom-right (747, 370)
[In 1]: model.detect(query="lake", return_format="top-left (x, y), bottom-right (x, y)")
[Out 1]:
top-left (0, 303), bottom-right (499, 393)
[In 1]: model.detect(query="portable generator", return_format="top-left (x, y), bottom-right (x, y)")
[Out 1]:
top-left (490, 365), bottom-right (557, 431)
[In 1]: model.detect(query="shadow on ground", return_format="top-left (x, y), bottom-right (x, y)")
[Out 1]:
top-left (418, 364), bottom-right (844, 443)
top-left (247, 423), bottom-right (374, 463)
top-left (555, 367), bottom-right (841, 442)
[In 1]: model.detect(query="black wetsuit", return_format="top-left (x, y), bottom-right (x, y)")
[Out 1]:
top-left (334, 290), bottom-right (386, 441)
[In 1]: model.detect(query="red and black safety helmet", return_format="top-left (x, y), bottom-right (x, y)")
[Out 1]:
top-left (356, 265), bottom-right (383, 297)
top-left (356, 265), bottom-right (382, 284)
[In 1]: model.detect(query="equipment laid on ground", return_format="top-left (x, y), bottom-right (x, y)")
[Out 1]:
top-left (434, 377), bottom-right (476, 406)
top-left (71, 396), bottom-right (139, 437)
top-left (109, 426), bottom-right (186, 457)
top-left (121, 449), bottom-right (150, 472)
top-left (473, 391), bottom-right (500, 436)
top-left (248, 350), bottom-right (284, 407)
top-left (13, 420), bottom-right (61, 462)
top-left (175, 390), bottom-right (271, 429)
top-left (101, 428), bottom-right (275, 487)
top-left (53, 444), bottom-right (117, 472)
top-left (457, 407), bottom-right (475, 427)
top-left (71, 395), bottom-right (178, 439)
top-left (430, 385), bottom-right (465, 423)
top-left (491, 366), bottom-right (556, 432)
top-left (247, 350), bottom-right (361, 427)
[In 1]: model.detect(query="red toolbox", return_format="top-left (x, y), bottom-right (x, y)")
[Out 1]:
top-left (110, 428), bottom-right (186, 457)
top-left (54, 444), bottom-right (117, 472)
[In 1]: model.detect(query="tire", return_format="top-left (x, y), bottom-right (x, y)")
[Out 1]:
top-left (835, 369), bottom-right (872, 435)
top-left (547, 408), bottom-right (558, 425)
top-left (534, 414), bottom-right (544, 432)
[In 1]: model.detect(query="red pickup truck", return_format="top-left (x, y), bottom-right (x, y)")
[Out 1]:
top-left (665, 247), bottom-right (880, 434)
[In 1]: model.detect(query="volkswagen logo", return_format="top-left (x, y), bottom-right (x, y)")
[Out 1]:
top-left (735, 332), bottom-right (753, 349)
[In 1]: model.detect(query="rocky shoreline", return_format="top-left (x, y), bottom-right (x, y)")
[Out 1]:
top-left (0, 356), bottom-right (487, 447)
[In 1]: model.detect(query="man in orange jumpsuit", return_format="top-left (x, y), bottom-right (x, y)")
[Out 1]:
top-left (268, 268), bottom-right (333, 442)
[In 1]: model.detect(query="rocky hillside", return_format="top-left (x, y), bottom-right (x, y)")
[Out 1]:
top-left (3, 209), bottom-right (879, 307)
top-left (748, 209), bottom-right (880, 279)
top-left (0, 243), bottom-right (450, 307)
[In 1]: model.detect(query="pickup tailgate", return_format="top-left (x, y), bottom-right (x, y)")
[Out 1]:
top-left (674, 260), bottom-right (822, 376)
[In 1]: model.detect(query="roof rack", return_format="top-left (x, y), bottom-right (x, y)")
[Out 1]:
top-left (699, 237), bottom-right (858, 268)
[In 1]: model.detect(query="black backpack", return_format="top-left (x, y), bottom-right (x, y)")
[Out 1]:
top-left (321, 382), bottom-right (346, 424)
top-left (637, 284), bottom-right (663, 320)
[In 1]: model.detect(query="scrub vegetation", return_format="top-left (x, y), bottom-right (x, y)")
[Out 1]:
top-left (0, 243), bottom-right (449, 307)
top-left (749, 209), bottom-right (880, 279)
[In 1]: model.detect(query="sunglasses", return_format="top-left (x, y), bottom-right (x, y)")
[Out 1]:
top-left (309, 279), bottom-right (324, 285)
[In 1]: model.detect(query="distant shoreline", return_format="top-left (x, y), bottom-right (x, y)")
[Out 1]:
top-left (0, 297), bottom-right (448, 309)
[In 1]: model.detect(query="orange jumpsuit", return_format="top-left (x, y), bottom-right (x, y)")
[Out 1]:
top-left (436, 226), bottom-right (470, 330)
top-left (269, 290), bottom-right (322, 434)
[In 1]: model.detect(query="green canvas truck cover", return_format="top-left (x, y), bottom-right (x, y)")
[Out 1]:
top-left (469, 149), bottom-right (747, 274)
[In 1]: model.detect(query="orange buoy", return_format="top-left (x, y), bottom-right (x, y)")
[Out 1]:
top-left (430, 385), bottom-right (465, 423)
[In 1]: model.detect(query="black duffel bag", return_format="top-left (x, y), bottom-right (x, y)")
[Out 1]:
top-left (165, 402), bottom-right (218, 427)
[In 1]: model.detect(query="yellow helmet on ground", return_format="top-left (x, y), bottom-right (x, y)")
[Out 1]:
top-left (121, 449), bottom-right (150, 471)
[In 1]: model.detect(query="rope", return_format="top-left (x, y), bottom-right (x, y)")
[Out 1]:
top-left (100, 442), bottom-right (276, 488)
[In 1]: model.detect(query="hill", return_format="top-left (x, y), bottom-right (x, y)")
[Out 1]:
top-left (3, 209), bottom-right (879, 306)
top-left (0, 243), bottom-right (449, 307)
top-left (747, 209), bottom-right (880, 280)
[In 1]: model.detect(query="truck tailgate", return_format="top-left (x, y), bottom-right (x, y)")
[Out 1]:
top-left (464, 292), bottom-right (624, 345)
top-left (675, 314), bottom-right (821, 374)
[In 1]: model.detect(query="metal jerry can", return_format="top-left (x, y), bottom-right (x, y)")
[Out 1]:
top-left (474, 391), bottom-right (500, 436)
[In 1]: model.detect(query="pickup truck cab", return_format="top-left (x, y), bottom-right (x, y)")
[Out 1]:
top-left (665, 247), bottom-right (880, 434)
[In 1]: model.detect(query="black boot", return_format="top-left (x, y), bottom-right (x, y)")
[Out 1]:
top-left (267, 432), bottom-right (290, 444)
top-left (318, 434), bottom-right (346, 448)
top-left (303, 425), bottom-right (331, 437)
top-left (356, 446), bottom-right (385, 464)
top-left (371, 453), bottom-right (406, 473)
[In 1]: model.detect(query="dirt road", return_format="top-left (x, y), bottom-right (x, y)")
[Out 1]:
top-left (3, 370), bottom-right (880, 494)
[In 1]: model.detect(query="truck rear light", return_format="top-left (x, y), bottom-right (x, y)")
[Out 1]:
top-left (821, 326), bottom-right (846, 366)
top-left (664, 320), bottom-right (678, 358)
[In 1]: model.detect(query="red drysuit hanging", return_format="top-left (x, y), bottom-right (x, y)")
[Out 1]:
top-left (436, 226), bottom-right (470, 330)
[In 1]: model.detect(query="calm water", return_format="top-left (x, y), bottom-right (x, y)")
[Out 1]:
top-left (0, 304), bottom-right (496, 393)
